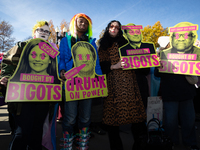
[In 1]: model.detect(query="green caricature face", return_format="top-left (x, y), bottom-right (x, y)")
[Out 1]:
top-left (74, 47), bottom-right (95, 73)
top-left (29, 46), bottom-right (51, 75)
top-left (171, 31), bottom-right (196, 52)
top-left (126, 28), bottom-right (142, 43)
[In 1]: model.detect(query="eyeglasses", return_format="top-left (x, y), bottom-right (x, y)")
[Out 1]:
top-left (36, 28), bottom-right (51, 35)
top-left (173, 33), bottom-right (194, 40)
top-left (110, 25), bottom-right (120, 30)
top-left (128, 29), bottom-right (141, 35)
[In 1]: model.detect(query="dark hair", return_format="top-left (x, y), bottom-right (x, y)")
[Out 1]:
top-left (10, 39), bottom-right (60, 84)
top-left (99, 20), bottom-right (127, 51)
top-left (44, 21), bottom-right (49, 26)
top-left (71, 34), bottom-right (89, 48)
top-left (72, 41), bottom-right (96, 61)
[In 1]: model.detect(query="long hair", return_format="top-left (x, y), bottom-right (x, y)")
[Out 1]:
top-left (69, 13), bottom-right (92, 40)
top-left (99, 20), bottom-right (127, 51)
top-left (10, 39), bottom-right (60, 84)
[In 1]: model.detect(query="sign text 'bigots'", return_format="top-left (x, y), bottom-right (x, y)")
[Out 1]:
top-left (122, 54), bottom-right (159, 69)
top-left (6, 82), bottom-right (62, 101)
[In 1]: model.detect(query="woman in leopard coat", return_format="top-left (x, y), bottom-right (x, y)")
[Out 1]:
top-left (98, 20), bottom-right (147, 150)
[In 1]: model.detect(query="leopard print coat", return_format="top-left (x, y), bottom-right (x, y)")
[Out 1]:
top-left (98, 42), bottom-right (146, 126)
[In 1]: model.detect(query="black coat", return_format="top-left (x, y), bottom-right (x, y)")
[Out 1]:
top-left (154, 67), bottom-right (196, 102)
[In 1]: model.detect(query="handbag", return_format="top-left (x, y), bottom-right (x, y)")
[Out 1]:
top-left (146, 118), bottom-right (173, 150)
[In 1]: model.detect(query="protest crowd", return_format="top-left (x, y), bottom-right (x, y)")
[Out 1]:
top-left (0, 13), bottom-right (200, 150)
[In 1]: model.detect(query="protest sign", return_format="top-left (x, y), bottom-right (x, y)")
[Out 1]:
top-left (64, 41), bottom-right (108, 101)
top-left (5, 38), bottom-right (62, 102)
top-left (119, 24), bottom-right (160, 70)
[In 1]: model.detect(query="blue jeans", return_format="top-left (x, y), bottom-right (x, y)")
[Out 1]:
top-left (163, 99), bottom-right (197, 146)
top-left (62, 92), bottom-right (92, 134)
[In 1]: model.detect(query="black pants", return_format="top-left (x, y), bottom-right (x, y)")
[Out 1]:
top-left (9, 103), bottom-right (49, 150)
top-left (106, 122), bottom-right (147, 150)
top-left (9, 112), bottom-right (15, 134)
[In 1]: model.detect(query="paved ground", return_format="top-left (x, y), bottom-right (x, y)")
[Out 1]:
top-left (1, 104), bottom-right (200, 150)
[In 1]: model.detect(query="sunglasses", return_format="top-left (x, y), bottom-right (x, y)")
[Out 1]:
top-left (173, 33), bottom-right (194, 40)
top-left (36, 28), bottom-right (51, 35)
top-left (128, 29), bottom-right (141, 35)
top-left (110, 25), bottom-right (120, 30)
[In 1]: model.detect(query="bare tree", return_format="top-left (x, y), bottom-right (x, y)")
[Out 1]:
top-left (0, 20), bottom-right (15, 52)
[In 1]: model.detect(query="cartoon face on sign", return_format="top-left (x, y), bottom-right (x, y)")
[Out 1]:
top-left (10, 38), bottom-right (60, 84)
top-left (123, 23), bottom-right (143, 43)
top-left (6, 38), bottom-right (62, 102)
top-left (159, 22), bottom-right (200, 76)
top-left (71, 41), bottom-right (97, 78)
top-left (29, 46), bottom-right (51, 75)
top-left (169, 22), bottom-right (198, 53)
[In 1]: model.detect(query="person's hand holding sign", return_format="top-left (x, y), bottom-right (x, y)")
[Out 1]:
top-left (110, 58), bottom-right (125, 70)
top-left (60, 69), bottom-right (66, 84)
top-left (0, 77), bottom-right (8, 87)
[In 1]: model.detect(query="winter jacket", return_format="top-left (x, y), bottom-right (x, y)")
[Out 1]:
top-left (58, 34), bottom-right (102, 75)
top-left (154, 67), bottom-right (196, 102)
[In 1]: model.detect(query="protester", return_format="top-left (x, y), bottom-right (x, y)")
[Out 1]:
top-left (98, 20), bottom-right (147, 150)
top-left (155, 36), bottom-right (199, 150)
top-left (58, 13), bottom-right (102, 150)
top-left (120, 23), bottom-right (158, 109)
top-left (0, 20), bottom-right (58, 150)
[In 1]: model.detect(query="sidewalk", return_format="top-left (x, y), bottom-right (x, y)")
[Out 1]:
top-left (1, 104), bottom-right (200, 150)
top-left (0, 105), bottom-right (133, 150)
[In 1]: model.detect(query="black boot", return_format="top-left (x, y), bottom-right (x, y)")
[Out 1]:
top-left (132, 122), bottom-right (147, 150)
top-left (106, 125), bottom-right (123, 150)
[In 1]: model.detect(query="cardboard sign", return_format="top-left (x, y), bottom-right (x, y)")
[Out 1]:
top-left (64, 41), bottom-right (108, 101)
top-left (119, 24), bottom-right (160, 70)
top-left (160, 22), bottom-right (200, 75)
top-left (5, 38), bottom-right (62, 102)
top-left (147, 96), bottom-right (163, 129)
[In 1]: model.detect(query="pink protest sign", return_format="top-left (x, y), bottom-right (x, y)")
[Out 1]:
top-left (121, 54), bottom-right (160, 70)
top-left (119, 23), bottom-right (157, 70)
top-left (121, 25), bottom-right (143, 30)
top-left (160, 60), bottom-right (200, 75)
top-left (20, 73), bottom-right (54, 83)
top-left (5, 38), bottom-right (62, 102)
top-left (65, 64), bottom-right (86, 79)
top-left (39, 42), bottom-right (59, 58)
top-left (160, 22), bottom-right (200, 76)
top-left (64, 41), bottom-right (108, 101)
top-left (65, 75), bottom-right (107, 101)
top-left (170, 26), bottom-right (197, 33)
top-left (126, 48), bottom-right (150, 55)
top-left (167, 53), bottom-right (197, 60)
top-left (6, 82), bottom-right (61, 101)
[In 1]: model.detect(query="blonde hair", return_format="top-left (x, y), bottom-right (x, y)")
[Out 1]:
top-left (32, 20), bottom-right (49, 37)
